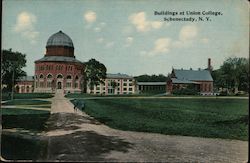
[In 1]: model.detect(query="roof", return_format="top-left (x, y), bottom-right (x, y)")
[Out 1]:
top-left (171, 78), bottom-right (199, 84)
top-left (18, 76), bottom-right (34, 82)
top-left (173, 69), bottom-right (213, 81)
top-left (46, 31), bottom-right (74, 48)
top-left (35, 56), bottom-right (83, 63)
top-left (137, 82), bottom-right (166, 85)
top-left (106, 73), bottom-right (134, 79)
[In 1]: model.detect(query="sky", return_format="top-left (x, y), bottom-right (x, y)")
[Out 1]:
top-left (2, 0), bottom-right (249, 76)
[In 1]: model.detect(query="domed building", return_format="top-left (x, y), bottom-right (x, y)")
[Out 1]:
top-left (34, 31), bottom-right (85, 93)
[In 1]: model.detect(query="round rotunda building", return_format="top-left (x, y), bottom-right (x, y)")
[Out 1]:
top-left (34, 31), bottom-right (85, 93)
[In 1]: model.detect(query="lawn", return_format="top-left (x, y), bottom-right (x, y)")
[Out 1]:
top-left (2, 93), bottom-right (54, 101)
top-left (1, 97), bottom-right (52, 160)
top-left (66, 92), bottom-right (166, 98)
top-left (75, 98), bottom-right (248, 140)
top-left (3, 99), bottom-right (51, 106)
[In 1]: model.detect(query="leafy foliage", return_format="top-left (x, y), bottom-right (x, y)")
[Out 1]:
top-left (84, 58), bottom-right (107, 93)
top-left (212, 57), bottom-right (249, 93)
top-left (2, 49), bottom-right (27, 91)
top-left (135, 74), bottom-right (167, 82)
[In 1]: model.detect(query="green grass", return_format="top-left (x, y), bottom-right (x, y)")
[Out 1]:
top-left (2, 108), bottom-right (50, 131)
top-left (3, 99), bottom-right (51, 106)
top-left (1, 134), bottom-right (48, 160)
top-left (78, 98), bottom-right (248, 140)
top-left (2, 93), bottom-right (54, 101)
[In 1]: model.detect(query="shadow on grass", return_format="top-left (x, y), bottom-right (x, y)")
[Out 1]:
top-left (215, 115), bottom-right (249, 125)
top-left (2, 113), bottom-right (50, 132)
top-left (1, 134), bottom-right (48, 161)
top-left (48, 130), bottom-right (133, 161)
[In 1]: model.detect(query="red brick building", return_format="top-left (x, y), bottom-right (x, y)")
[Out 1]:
top-left (34, 31), bottom-right (85, 93)
top-left (167, 59), bottom-right (214, 95)
top-left (15, 76), bottom-right (34, 93)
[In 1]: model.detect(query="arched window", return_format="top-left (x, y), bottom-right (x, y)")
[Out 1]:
top-left (66, 75), bottom-right (72, 79)
top-left (47, 74), bottom-right (53, 79)
top-left (75, 76), bottom-right (79, 80)
top-left (39, 74), bottom-right (44, 79)
top-left (57, 74), bottom-right (63, 79)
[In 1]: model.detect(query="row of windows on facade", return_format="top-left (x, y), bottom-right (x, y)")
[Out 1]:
top-left (96, 90), bottom-right (133, 95)
top-left (36, 65), bottom-right (74, 71)
top-left (36, 81), bottom-right (79, 88)
top-left (95, 87), bottom-right (133, 91)
top-left (36, 74), bottom-right (79, 80)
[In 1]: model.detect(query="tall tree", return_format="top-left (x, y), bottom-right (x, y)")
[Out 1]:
top-left (2, 49), bottom-right (27, 92)
top-left (212, 57), bottom-right (249, 93)
top-left (84, 58), bottom-right (107, 93)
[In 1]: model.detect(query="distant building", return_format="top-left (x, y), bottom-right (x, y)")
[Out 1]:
top-left (167, 59), bottom-right (214, 95)
top-left (137, 82), bottom-right (166, 93)
top-left (87, 73), bottom-right (136, 95)
top-left (34, 31), bottom-right (85, 93)
top-left (15, 76), bottom-right (34, 93)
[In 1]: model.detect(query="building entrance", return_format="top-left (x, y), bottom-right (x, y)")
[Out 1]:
top-left (57, 82), bottom-right (62, 89)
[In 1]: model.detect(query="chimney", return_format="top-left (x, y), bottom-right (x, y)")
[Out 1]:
top-left (208, 58), bottom-right (211, 71)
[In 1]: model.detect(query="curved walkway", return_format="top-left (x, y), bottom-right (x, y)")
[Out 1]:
top-left (44, 91), bottom-right (248, 162)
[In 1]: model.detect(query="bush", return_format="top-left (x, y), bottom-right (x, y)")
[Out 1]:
top-left (172, 88), bottom-right (199, 95)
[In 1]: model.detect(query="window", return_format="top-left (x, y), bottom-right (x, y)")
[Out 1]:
top-left (129, 83), bottom-right (133, 86)
top-left (47, 74), bottom-right (53, 79)
top-left (39, 74), bottom-right (44, 79)
top-left (66, 75), bottom-right (72, 79)
top-left (123, 83), bottom-right (127, 86)
top-left (57, 74), bottom-right (63, 79)
top-left (66, 82), bottom-right (71, 88)
top-left (47, 81), bottom-right (52, 88)
top-left (129, 88), bottom-right (133, 91)
top-left (123, 88), bottom-right (127, 91)
top-left (75, 76), bottom-right (79, 80)
top-left (74, 82), bottom-right (78, 88)
top-left (117, 87), bottom-right (120, 91)
top-left (40, 82), bottom-right (44, 88)
top-left (129, 79), bottom-right (132, 82)
top-left (96, 87), bottom-right (100, 90)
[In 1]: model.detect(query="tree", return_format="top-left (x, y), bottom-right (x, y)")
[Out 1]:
top-left (212, 57), bottom-right (249, 94)
top-left (2, 49), bottom-right (27, 92)
top-left (135, 74), bottom-right (167, 82)
top-left (84, 58), bottom-right (107, 93)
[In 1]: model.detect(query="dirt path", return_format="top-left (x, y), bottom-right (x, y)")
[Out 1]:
top-left (44, 92), bottom-right (248, 162)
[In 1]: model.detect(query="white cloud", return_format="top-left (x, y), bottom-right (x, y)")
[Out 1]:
top-left (124, 37), bottom-right (134, 47)
top-left (105, 41), bottom-right (114, 48)
top-left (97, 37), bottom-right (104, 43)
top-left (179, 24), bottom-right (198, 41)
top-left (84, 11), bottom-right (96, 23)
top-left (129, 12), bottom-right (163, 32)
top-left (201, 38), bottom-right (209, 44)
top-left (100, 22), bottom-right (106, 27)
top-left (172, 24), bottom-right (199, 48)
top-left (13, 11), bottom-right (39, 44)
top-left (143, 38), bottom-right (171, 57)
top-left (94, 27), bottom-right (101, 32)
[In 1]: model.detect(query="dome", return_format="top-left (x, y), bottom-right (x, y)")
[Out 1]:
top-left (46, 31), bottom-right (74, 47)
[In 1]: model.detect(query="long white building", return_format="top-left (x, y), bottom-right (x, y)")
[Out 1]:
top-left (86, 73), bottom-right (136, 95)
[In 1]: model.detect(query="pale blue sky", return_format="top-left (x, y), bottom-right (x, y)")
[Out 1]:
top-left (2, 0), bottom-right (249, 76)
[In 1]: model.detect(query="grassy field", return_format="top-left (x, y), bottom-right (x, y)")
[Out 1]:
top-left (3, 99), bottom-right (51, 106)
top-left (2, 93), bottom-right (54, 101)
top-left (1, 96), bottom-right (51, 160)
top-left (66, 92), bottom-right (167, 98)
top-left (75, 98), bottom-right (248, 140)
